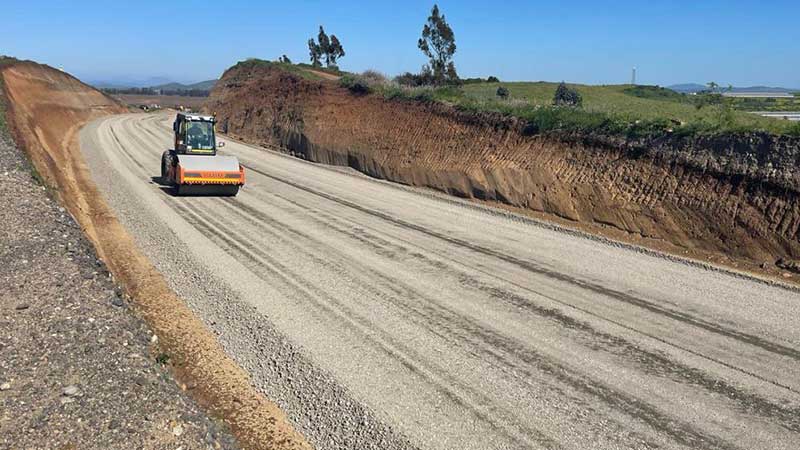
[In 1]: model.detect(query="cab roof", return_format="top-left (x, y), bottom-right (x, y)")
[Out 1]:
top-left (177, 112), bottom-right (215, 122)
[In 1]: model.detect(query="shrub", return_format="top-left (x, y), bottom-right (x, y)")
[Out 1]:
top-left (360, 70), bottom-right (389, 87)
top-left (394, 70), bottom-right (435, 87)
top-left (380, 85), bottom-right (436, 103)
top-left (496, 86), bottom-right (509, 99)
top-left (693, 93), bottom-right (723, 110)
top-left (623, 85), bottom-right (686, 102)
top-left (461, 76), bottom-right (499, 84)
top-left (339, 74), bottom-right (370, 95)
top-left (717, 101), bottom-right (737, 129)
top-left (553, 82), bottom-right (582, 107)
top-left (412, 89), bottom-right (434, 102)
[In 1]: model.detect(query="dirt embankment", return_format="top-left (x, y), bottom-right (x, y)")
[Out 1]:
top-left (1, 61), bottom-right (311, 450)
top-left (207, 64), bottom-right (800, 273)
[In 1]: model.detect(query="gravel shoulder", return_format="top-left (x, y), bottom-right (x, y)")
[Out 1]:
top-left (0, 130), bottom-right (238, 448)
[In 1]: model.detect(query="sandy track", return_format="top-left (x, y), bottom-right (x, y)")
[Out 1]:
top-left (81, 112), bottom-right (800, 450)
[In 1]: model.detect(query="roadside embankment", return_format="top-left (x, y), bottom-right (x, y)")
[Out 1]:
top-left (207, 63), bottom-right (800, 277)
top-left (0, 112), bottom-right (237, 449)
top-left (1, 60), bottom-right (312, 450)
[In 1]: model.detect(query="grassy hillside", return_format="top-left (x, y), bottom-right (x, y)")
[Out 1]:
top-left (250, 61), bottom-right (799, 138)
top-left (334, 71), bottom-right (800, 137)
top-left (225, 59), bottom-right (343, 82)
top-left (454, 82), bottom-right (797, 135)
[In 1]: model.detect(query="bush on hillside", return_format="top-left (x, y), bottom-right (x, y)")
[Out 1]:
top-left (381, 85), bottom-right (436, 103)
top-left (360, 70), bottom-right (389, 86)
top-left (694, 93), bottom-right (724, 110)
top-left (461, 76), bottom-right (500, 84)
top-left (623, 85), bottom-right (686, 102)
top-left (394, 70), bottom-right (436, 87)
top-left (496, 86), bottom-right (509, 99)
top-left (553, 82), bottom-right (582, 107)
top-left (339, 74), bottom-right (370, 95)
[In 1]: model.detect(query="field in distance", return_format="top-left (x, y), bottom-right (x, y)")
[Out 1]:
top-left (114, 94), bottom-right (207, 110)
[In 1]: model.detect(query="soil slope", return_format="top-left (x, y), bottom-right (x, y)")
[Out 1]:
top-left (1, 60), bottom-right (311, 450)
top-left (207, 64), bottom-right (800, 271)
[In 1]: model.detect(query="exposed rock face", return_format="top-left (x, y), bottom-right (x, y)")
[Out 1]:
top-left (207, 64), bottom-right (800, 263)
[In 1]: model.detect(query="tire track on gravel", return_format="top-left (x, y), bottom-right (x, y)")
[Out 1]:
top-left (199, 196), bottom-right (739, 450)
top-left (243, 164), bottom-right (800, 363)
top-left (169, 198), bottom-right (558, 450)
top-left (242, 191), bottom-right (800, 429)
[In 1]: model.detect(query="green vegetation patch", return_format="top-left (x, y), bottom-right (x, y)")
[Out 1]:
top-left (450, 82), bottom-right (796, 136)
top-left (229, 58), bottom-right (345, 82)
top-left (230, 58), bottom-right (298, 75)
top-left (727, 95), bottom-right (800, 112)
top-left (623, 85), bottom-right (689, 103)
top-left (265, 60), bottom-right (797, 138)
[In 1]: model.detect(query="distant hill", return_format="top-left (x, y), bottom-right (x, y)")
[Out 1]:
top-left (667, 83), bottom-right (707, 94)
top-left (152, 79), bottom-right (217, 91)
top-left (93, 78), bottom-right (218, 98)
top-left (88, 78), bottom-right (216, 92)
top-left (668, 83), bottom-right (799, 94)
top-left (729, 86), bottom-right (799, 94)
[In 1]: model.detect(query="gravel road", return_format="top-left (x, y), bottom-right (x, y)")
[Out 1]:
top-left (80, 112), bottom-right (800, 450)
top-left (0, 127), bottom-right (237, 449)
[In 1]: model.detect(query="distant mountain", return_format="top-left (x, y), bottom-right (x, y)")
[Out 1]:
top-left (668, 83), bottom-right (799, 94)
top-left (152, 79), bottom-right (217, 91)
top-left (87, 78), bottom-right (217, 91)
top-left (667, 83), bottom-right (707, 94)
top-left (729, 86), bottom-right (799, 93)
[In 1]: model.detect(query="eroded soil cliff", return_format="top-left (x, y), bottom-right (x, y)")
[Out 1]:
top-left (208, 64), bottom-right (800, 271)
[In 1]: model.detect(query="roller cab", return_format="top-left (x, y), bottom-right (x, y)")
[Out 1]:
top-left (161, 112), bottom-right (244, 196)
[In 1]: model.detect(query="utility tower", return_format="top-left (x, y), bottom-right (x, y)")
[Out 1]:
top-left (631, 67), bottom-right (637, 85)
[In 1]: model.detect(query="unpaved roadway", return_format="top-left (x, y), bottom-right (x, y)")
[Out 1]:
top-left (80, 112), bottom-right (800, 450)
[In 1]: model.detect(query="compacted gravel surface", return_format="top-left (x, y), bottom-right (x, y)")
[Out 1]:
top-left (79, 112), bottom-right (800, 450)
top-left (0, 130), bottom-right (237, 449)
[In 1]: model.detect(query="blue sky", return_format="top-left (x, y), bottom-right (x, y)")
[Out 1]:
top-left (2, 0), bottom-right (798, 87)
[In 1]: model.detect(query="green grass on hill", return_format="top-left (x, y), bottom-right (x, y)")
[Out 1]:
top-left (229, 58), bottom-right (345, 82)
top-left (269, 62), bottom-right (800, 138)
top-left (344, 74), bottom-right (799, 137)
top-left (453, 82), bottom-right (797, 136)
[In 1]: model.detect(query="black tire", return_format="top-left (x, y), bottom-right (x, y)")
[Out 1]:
top-left (160, 151), bottom-right (170, 183)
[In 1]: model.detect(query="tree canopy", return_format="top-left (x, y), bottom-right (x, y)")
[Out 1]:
top-left (308, 26), bottom-right (345, 67)
top-left (418, 4), bottom-right (458, 84)
top-left (308, 39), bottom-right (322, 67)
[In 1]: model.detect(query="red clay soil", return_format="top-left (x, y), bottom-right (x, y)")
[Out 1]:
top-left (1, 61), bottom-right (312, 450)
top-left (207, 64), bottom-right (800, 280)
